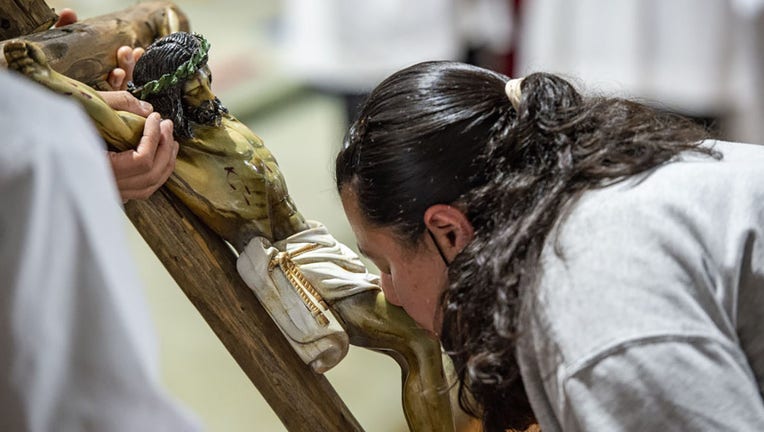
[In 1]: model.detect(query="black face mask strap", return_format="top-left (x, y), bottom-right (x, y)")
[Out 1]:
top-left (427, 229), bottom-right (451, 267)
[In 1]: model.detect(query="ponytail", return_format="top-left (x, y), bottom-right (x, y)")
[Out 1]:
top-left (336, 62), bottom-right (713, 431)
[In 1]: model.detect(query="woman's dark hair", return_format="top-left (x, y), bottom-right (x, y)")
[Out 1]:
top-left (132, 32), bottom-right (208, 139)
top-left (336, 61), bottom-right (712, 431)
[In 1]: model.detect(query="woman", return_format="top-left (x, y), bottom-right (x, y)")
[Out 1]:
top-left (335, 61), bottom-right (764, 431)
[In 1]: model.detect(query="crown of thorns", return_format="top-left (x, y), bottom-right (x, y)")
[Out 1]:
top-left (129, 33), bottom-right (211, 99)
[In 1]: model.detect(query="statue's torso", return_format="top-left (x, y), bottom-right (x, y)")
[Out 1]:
top-left (170, 114), bottom-right (299, 246)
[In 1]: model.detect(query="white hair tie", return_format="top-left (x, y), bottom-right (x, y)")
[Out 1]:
top-left (504, 78), bottom-right (524, 111)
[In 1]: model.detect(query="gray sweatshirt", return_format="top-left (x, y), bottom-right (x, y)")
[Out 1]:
top-left (518, 140), bottom-right (764, 431)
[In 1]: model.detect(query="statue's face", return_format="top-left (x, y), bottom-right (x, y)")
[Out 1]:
top-left (182, 64), bottom-right (227, 126)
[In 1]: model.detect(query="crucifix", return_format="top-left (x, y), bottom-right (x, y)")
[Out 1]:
top-left (1, 2), bottom-right (457, 431)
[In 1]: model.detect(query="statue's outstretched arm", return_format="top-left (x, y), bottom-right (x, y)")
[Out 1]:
top-left (4, 40), bottom-right (144, 152)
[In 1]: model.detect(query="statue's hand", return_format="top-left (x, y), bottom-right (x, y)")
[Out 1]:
top-left (236, 221), bottom-right (378, 373)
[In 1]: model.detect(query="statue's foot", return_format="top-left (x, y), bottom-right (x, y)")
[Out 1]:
top-left (3, 39), bottom-right (96, 106)
top-left (4, 40), bottom-right (53, 83)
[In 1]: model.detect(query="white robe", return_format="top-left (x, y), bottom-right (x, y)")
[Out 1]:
top-left (279, 0), bottom-right (513, 92)
top-left (0, 71), bottom-right (200, 432)
top-left (517, 0), bottom-right (764, 142)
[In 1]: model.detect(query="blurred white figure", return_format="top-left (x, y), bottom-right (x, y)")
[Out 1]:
top-left (278, 0), bottom-right (513, 122)
top-left (0, 71), bottom-right (200, 432)
top-left (517, 0), bottom-right (764, 142)
top-left (727, 0), bottom-right (764, 142)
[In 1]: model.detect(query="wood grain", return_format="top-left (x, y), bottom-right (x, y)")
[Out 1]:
top-left (0, 0), bottom-right (57, 40)
top-left (125, 189), bottom-right (364, 432)
top-left (0, 1), bottom-right (189, 89)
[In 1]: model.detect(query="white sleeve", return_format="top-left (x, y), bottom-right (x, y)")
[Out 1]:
top-left (562, 337), bottom-right (764, 431)
top-left (0, 74), bottom-right (200, 432)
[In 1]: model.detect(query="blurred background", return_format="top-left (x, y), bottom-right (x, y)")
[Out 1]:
top-left (44, 0), bottom-right (764, 431)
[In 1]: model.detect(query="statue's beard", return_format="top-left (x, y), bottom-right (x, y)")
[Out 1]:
top-left (186, 97), bottom-right (228, 127)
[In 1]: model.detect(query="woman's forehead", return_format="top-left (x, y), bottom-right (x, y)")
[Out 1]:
top-left (341, 188), bottom-right (393, 247)
top-left (341, 188), bottom-right (372, 238)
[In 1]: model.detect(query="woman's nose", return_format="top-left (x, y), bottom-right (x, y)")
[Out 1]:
top-left (379, 273), bottom-right (402, 306)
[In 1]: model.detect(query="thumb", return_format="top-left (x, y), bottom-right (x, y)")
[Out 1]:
top-left (98, 91), bottom-right (153, 117)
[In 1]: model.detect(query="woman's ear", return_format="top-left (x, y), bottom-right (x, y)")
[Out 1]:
top-left (423, 204), bottom-right (474, 262)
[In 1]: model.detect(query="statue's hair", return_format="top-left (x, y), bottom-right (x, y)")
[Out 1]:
top-left (132, 32), bottom-right (209, 139)
top-left (335, 61), bottom-right (713, 431)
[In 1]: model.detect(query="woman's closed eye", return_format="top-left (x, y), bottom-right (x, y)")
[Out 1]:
top-left (357, 245), bottom-right (390, 274)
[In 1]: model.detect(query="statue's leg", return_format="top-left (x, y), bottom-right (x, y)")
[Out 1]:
top-left (3, 40), bottom-right (144, 151)
top-left (332, 290), bottom-right (455, 432)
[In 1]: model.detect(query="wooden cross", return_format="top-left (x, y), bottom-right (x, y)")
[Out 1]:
top-left (0, 1), bottom-right (363, 430)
